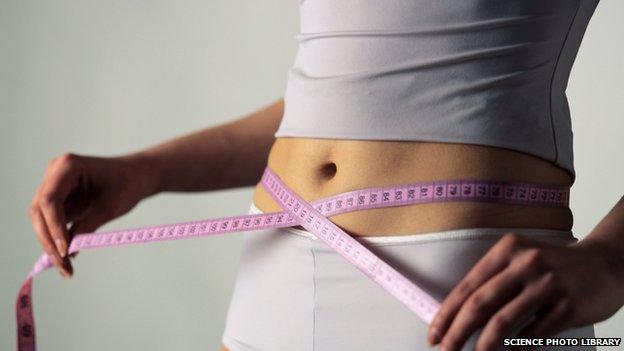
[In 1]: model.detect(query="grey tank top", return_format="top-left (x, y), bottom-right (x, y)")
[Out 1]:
top-left (274, 0), bottom-right (600, 182)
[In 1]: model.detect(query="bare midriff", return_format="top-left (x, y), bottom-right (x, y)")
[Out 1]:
top-left (252, 137), bottom-right (574, 237)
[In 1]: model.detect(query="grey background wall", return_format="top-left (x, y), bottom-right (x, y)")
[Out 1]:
top-left (0, 1), bottom-right (622, 350)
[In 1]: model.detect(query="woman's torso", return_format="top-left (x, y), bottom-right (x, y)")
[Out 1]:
top-left (251, 0), bottom-right (599, 237)
top-left (252, 138), bottom-right (573, 237)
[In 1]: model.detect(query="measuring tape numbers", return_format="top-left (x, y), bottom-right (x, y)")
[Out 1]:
top-left (16, 166), bottom-right (569, 350)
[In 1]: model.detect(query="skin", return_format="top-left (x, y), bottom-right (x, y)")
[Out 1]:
top-left (28, 99), bottom-right (624, 351)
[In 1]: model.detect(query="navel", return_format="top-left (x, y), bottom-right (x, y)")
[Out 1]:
top-left (319, 161), bottom-right (338, 180)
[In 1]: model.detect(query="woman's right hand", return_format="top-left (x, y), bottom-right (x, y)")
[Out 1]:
top-left (28, 152), bottom-right (155, 278)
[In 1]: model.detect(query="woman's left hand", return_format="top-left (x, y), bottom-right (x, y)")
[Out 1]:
top-left (427, 232), bottom-right (624, 351)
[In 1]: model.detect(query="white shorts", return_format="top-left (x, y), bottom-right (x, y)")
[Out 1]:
top-left (221, 203), bottom-right (596, 351)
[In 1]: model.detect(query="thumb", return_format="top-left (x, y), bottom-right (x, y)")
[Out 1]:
top-left (70, 205), bottom-right (111, 235)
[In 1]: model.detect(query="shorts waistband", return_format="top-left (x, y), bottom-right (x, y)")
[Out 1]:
top-left (248, 203), bottom-right (576, 245)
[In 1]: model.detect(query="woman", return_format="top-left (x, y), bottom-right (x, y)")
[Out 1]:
top-left (28, 0), bottom-right (623, 350)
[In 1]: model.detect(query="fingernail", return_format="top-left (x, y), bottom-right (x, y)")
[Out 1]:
top-left (55, 238), bottom-right (67, 257)
top-left (439, 345), bottom-right (449, 351)
top-left (429, 328), bottom-right (440, 345)
top-left (60, 269), bottom-right (70, 278)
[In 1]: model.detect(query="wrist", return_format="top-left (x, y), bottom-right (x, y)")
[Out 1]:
top-left (575, 237), bottom-right (624, 291)
top-left (115, 151), bottom-right (163, 200)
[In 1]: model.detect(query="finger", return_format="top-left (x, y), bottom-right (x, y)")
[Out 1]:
top-left (476, 273), bottom-right (559, 351)
top-left (39, 200), bottom-right (71, 258)
top-left (30, 207), bottom-right (72, 278)
top-left (66, 221), bottom-right (79, 257)
top-left (70, 211), bottom-right (106, 236)
top-left (437, 265), bottom-right (526, 351)
top-left (516, 296), bottom-right (571, 339)
top-left (428, 233), bottom-right (521, 345)
top-left (41, 157), bottom-right (80, 246)
top-left (39, 156), bottom-right (79, 257)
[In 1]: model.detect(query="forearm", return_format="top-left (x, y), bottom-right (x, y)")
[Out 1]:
top-left (577, 194), bottom-right (624, 280)
top-left (121, 99), bottom-right (284, 197)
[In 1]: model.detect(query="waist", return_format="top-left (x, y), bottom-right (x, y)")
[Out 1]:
top-left (252, 137), bottom-right (574, 237)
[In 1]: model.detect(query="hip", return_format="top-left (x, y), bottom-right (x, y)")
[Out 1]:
top-left (221, 204), bottom-right (595, 351)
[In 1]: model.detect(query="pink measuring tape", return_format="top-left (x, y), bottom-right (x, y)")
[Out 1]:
top-left (16, 166), bottom-right (569, 350)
